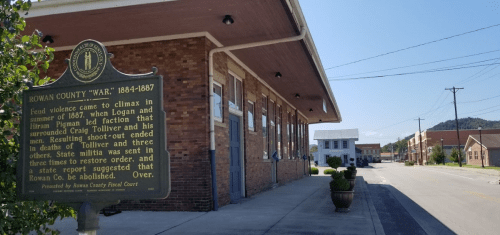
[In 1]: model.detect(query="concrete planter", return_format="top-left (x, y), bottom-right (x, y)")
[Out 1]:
top-left (331, 190), bottom-right (354, 212)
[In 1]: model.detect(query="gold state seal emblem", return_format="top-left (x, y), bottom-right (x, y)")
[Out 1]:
top-left (69, 40), bottom-right (106, 83)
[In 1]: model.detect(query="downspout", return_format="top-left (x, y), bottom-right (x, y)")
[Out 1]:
top-left (209, 27), bottom-right (307, 211)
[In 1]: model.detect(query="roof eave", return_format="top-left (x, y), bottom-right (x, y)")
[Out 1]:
top-left (27, 0), bottom-right (174, 18)
top-left (286, 0), bottom-right (342, 123)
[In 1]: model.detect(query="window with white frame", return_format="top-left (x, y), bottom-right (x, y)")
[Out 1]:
top-left (323, 99), bottom-right (327, 113)
top-left (291, 114), bottom-right (295, 159)
top-left (277, 105), bottom-right (282, 159)
top-left (248, 101), bottom-right (255, 131)
top-left (324, 141), bottom-right (330, 149)
top-left (262, 95), bottom-right (268, 159)
top-left (287, 112), bottom-right (291, 159)
top-left (343, 140), bottom-right (348, 149)
top-left (213, 82), bottom-right (223, 122)
top-left (334, 141), bottom-right (338, 149)
top-left (228, 72), bottom-right (242, 112)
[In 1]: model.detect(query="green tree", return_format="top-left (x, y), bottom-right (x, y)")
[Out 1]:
top-left (1, 1), bottom-right (74, 234)
top-left (448, 147), bottom-right (465, 163)
top-left (429, 144), bottom-right (445, 164)
top-left (310, 145), bottom-right (317, 154)
top-left (326, 156), bottom-right (342, 170)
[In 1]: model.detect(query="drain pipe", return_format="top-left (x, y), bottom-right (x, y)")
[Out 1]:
top-left (209, 27), bottom-right (307, 211)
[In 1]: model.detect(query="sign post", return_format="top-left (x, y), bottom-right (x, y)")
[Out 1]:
top-left (17, 40), bottom-right (170, 234)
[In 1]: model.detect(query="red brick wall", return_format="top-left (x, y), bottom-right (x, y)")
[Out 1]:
top-left (211, 48), bottom-right (308, 202)
top-left (46, 38), bottom-right (213, 211)
top-left (45, 36), bottom-right (309, 211)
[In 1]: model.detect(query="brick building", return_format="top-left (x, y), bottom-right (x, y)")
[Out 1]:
top-left (26, 0), bottom-right (341, 211)
top-left (356, 144), bottom-right (381, 163)
top-left (380, 152), bottom-right (398, 161)
top-left (408, 129), bottom-right (500, 165)
top-left (464, 134), bottom-right (500, 167)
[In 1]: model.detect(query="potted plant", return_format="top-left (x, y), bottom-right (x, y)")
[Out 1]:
top-left (343, 169), bottom-right (356, 191)
top-left (347, 164), bottom-right (357, 177)
top-left (330, 171), bottom-right (354, 212)
top-left (326, 156), bottom-right (342, 170)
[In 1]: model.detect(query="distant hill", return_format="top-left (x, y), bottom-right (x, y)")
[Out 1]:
top-left (381, 118), bottom-right (500, 152)
top-left (428, 117), bottom-right (500, 131)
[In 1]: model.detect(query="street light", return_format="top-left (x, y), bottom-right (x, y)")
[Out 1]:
top-left (479, 126), bottom-right (484, 168)
top-left (441, 138), bottom-right (444, 165)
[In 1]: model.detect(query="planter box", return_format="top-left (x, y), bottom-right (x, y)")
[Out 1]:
top-left (331, 190), bottom-right (354, 212)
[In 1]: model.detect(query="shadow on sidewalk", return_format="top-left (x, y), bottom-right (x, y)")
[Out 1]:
top-left (364, 179), bottom-right (456, 235)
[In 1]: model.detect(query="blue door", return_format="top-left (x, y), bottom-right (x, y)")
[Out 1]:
top-left (229, 114), bottom-right (241, 203)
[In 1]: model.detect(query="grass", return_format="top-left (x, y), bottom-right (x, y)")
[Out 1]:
top-left (429, 162), bottom-right (500, 171)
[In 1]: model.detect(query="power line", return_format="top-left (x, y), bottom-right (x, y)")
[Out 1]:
top-left (328, 49), bottom-right (500, 79)
top-left (459, 94), bottom-right (500, 104)
top-left (476, 71), bottom-right (500, 83)
top-left (459, 104), bottom-right (500, 116)
top-left (472, 108), bottom-right (500, 117)
top-left (456, 59), bottom-right (500, 85)
top-left (328, 63), bottom-right (500, 81)
top-left (371, 102), bottom-right (452, 132)
top-left (324, 23), bottom-right (500, 70)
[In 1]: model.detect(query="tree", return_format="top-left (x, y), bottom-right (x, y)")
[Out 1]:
top-left (326, 156), bottom-right (342, 170)
top-left (448, 147), bottom-right (465, 164)
top-left (310, 145), bottom-right (317, 154)
top-left (429, 144), bottom-right (445, 164)
top-left (1, 1), bottom-right (74, 234)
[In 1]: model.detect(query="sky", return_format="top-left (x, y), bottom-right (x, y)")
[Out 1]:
top-left (300, 0), bottom-right (500, 146)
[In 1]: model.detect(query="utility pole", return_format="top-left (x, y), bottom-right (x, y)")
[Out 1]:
top-left (446, 87), bottom-right (464, 167)
top-left (397, 137), bottom-right (401, 162)
top-left (415, 118), bottom-right (424, 165)
top-left (391, 144), bottom-right (394, 162)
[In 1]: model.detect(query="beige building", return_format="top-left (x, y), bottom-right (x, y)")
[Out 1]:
top-left (356, 144), bottom-right (381, 162)
top-left (464, 134), bottom-right (500, 167)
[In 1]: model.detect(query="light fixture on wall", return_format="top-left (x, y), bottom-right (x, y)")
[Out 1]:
top-left (309, 109), bottom-right (313, 112)
top-left (319, 119), bottom-right (322, 122)
top-left (222, 15), bottom-right (234, 25)
top-left (42, 35), bottom-right (54, 44)
top-left (275, 72), bottom-right (282, 78)
top-left (295, 93), bottom-right (300, 99)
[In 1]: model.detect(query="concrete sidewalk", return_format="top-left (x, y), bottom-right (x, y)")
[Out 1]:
top-left (42, 175), bottom-right (384, 235)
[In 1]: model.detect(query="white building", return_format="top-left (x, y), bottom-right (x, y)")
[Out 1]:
top-left (313, 129), bottom-right (359, 167)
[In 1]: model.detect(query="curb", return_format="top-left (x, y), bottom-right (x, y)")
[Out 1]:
top-left (359, 177), bottom-right (385, 235)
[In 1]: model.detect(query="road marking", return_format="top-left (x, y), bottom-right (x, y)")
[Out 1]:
top-left (416, 168), bottom-right (474, 180)
top-left (464, 191), bottom-right (500, 204)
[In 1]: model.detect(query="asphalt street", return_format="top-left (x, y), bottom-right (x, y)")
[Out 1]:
top-left (362, 162), bottom-right (500, 235)
top-left (31, 163), bottom-right (500, 235)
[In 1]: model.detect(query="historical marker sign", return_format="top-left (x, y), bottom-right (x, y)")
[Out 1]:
top-left (17, 40), bottom-right (170, 202)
